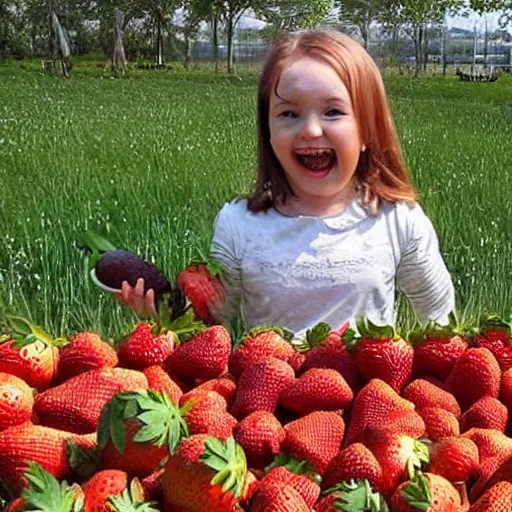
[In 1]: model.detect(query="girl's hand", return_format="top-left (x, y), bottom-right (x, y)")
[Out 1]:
top-left (113, 278), bottom-right (158, 319)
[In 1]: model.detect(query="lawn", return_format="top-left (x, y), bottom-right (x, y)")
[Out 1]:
top-left (1, 64), bottom-right (511, 341)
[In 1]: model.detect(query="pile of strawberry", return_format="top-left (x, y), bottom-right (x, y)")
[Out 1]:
top-left (1, 301), bottom-right (512, 511)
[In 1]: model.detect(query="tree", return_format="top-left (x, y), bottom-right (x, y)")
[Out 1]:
top-left (183, 0), bottom-right (222, 70)
top-left (336, 0), bottom-right (382, 48)
top-left (215, 0), bottom-right (269, 73)
top-left (142, 0), bottom-right (181, 65)
top-left (469, 0), bottom-right (510, 13)
top-left (380, 0), bottom-right (465, 76)
top-left (260, 0), bottom-right (334, 37)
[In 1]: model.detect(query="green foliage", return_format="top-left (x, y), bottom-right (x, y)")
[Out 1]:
top-left (259, 0), bottom-right (334, 36)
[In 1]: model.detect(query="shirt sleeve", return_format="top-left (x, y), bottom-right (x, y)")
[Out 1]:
top-left (209, 202), bottom-right (243, 325)
top-left (396, 204), bottom-right (455, 324)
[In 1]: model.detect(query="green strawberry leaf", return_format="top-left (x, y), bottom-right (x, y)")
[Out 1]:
top-left (203, 436), bottom-right (247, 498)
top-left (407, 440), bottom-right (430, 481)
top-left (400, 473), bottom-right (431, 510)
top-left (342, 327), bottom-right (359, 350)
top-left (356, 317), bottom-right (395, 340)
top-left (479, 311), bottom-right (512, 334)
top-left (164, 307), bottom-right (207, 342)
top-left (107, 487), bottom-right (160, 512)
top-left (206, 260), bottom-right (223, 277)
top-left (110, 409), bottom-right (127, 455)
top-left (331, 479), bottom-right (389, 511)
top-left (303, 322), bottom-right (331, 349)
top-left (22, 462), bottom-right (75, 512)
top-left (67, 440), bottom-right (99, 481)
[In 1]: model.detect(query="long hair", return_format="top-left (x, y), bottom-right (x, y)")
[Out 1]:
top-left (247, 29), bottom-right (417, 213)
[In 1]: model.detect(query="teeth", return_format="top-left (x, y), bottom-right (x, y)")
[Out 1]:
top-left (295, 148), bottom-right (334, 157)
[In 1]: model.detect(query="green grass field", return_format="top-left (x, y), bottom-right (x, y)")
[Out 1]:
top-left (1, 65), bottom-right (511, 341)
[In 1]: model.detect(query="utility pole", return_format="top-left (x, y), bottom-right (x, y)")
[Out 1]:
top-left (484, 17), bottom-right (488, 69)
top-left (471, 25), bottom-right (477, 75)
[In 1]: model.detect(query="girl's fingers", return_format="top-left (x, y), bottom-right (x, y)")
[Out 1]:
top-left (120, 280), bottom-right (131, 304)
top-left (134, 278), bottom-right (145, 298)
top-left (146, 289), bottom-right (158, 319)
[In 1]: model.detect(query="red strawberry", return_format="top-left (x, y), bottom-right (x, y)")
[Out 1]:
top-left (0, 318), bottom-right (64, 391)
top-left (259, 463), bottom-right (320, 507)
top-left (460, 396), bottom-right (508, 433)
top-left (446, 347), bottom-right (501, 411)
top-left (83, 470), bottom-right (157, 512)
top-left (98, 390), bottom-right (188, 477)
top-left (183, 391), bottom-right (237, 440)
top-left (164, 325), bottom-right (231, 380)
top-left (251, 482), bottom-right (310, 511)
top-left (473, 312), bottom-right (512, 371)
top-left (362, 428), bottom-right (430, 495)
top-left (281, 411), bottom-right (345, 475)
top-left (140, 468), bottom-right (164, 503)
top-left (142, 366), bottom-right (183, 404)
top-left (228, 327), bottom-right (297, 378)
top-left (233, 411), bottom-right (285, 471)
top-left (180, 374), bottom-right (236, 408)
top-left (315, 480), bottom-right (388, 512)
top-left (461, 428), bottom-right (512, 463)
top-left (389, 472), bottom-right (462, 511)
top-left (322, 443), bottom-right (383, 491)
top-left (346, 318), bottom-right (413, 393)
top-left (403, 378), bottom-right (461, 418)
top-left (176, 262), bottom-right (226, 325)
top-left (0, 422), bottom-right (96, 497)
top-left (410, 316), bottom-right (470, 380)
top-left (501, 367), bottom-right (512, 411)
top-left (0, 372), bottom-right (34, 431)
top-left (428, 436), bottom-right (479, 483)
top-left (57, 331), bottom-right (117, 383)
top-left (345, 379), bottom-right (415, 445)
top-left (479, 453), bottom-right (512, 495)
top-left (162, 435), bottom-right (248, 512)
top-left (279, 368), bottom-right (353, 416)
top-left (82, 469), bottom-right (128, 512)
top-left (231, 357), bottom-right (295, 420)
top-left (35, 368), bottom-right (148, 434)
top-left (118, 322), bottom-right (175, 370)
top-left (297, 322), bottom-right (360, 392)
top-left (418, 407), bottom-right (460, 442)
top-left (469, 481), bottom-right (512, 512)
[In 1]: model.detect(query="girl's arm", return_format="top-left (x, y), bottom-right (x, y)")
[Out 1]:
top-left (396, 205), bottom-right (455, 324)
top-left (209, 203), bottom-right (243, 325)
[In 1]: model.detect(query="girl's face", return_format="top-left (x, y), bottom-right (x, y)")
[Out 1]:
top-left (269, 57), bottom-right (362, 215)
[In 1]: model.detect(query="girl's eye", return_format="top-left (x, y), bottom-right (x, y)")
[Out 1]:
top-left (325, 109), bottom-right (343, 117)
top-left (279, 111), bottom-right (297, 119)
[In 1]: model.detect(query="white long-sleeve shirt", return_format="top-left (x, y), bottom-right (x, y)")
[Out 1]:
top-left (210, 195), bottom-right (455, 338)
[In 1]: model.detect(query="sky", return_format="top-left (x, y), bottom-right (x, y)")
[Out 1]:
top-left (236, 9), bottom-right (508, 33)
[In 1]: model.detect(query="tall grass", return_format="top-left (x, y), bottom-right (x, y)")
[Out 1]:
top-left (1, 68), bottom-right (511, 340)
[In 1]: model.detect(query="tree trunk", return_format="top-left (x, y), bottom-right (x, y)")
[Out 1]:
top-left (441, 24), bottom-right (447, 76)
top-left (213, 15), bottom-right (219, 73)
top-left (227, 10), bottom-right (234, 74)
top-left (423, 24), bottom-right (428, 72)
top-left (156, 14), bottom-right (163, 65)
top-left (414, 25), bottom-right (423, 78)
top-left (184, 32), bottom-right (191, 70)
top-left (393, 27), bottom-right (402, 74)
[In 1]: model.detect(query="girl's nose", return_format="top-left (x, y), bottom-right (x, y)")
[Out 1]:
top-left (300, 115), bottom-right (323, 140)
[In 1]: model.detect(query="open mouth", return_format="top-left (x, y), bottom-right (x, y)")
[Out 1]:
top-left (294, 148), bottom-right (336, 173)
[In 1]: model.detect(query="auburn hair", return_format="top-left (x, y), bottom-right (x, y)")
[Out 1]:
top-left (247, 29), bottom-right (417, 213)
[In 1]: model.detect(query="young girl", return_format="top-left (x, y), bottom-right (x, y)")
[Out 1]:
top-left (116, 29), bottom-right (455, 338)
